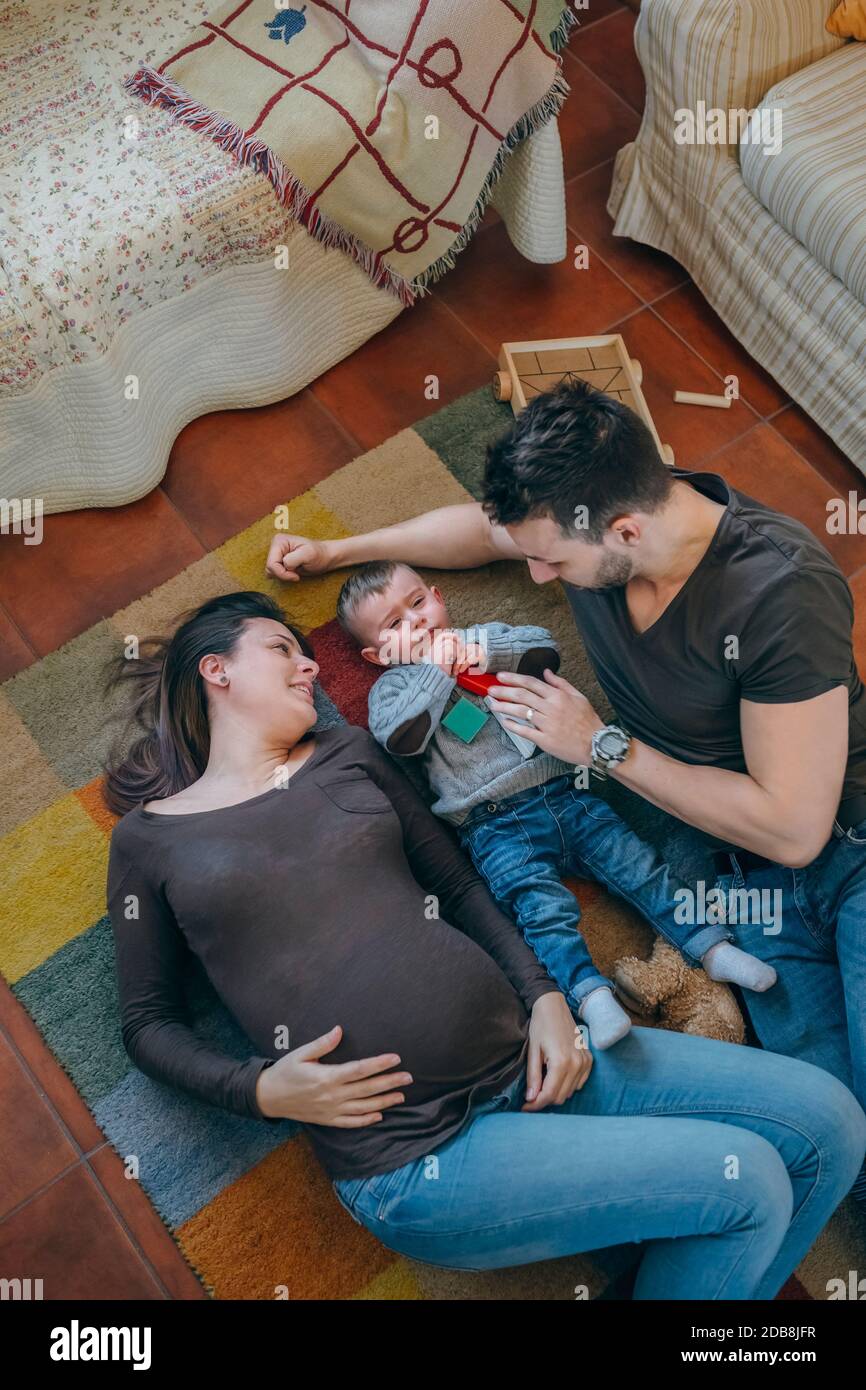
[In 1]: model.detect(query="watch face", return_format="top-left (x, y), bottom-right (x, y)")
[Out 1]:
top-left (598, 728), bottom-right (628, 758)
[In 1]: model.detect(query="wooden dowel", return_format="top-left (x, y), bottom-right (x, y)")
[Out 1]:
top-left (673, 390), bottom-right (732, 409)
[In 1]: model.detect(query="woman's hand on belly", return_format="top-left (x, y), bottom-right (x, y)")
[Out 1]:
top-left (255, 1025), bottom-right (413, 1126)
top-left (522, 992), bottom-right (593, 1111)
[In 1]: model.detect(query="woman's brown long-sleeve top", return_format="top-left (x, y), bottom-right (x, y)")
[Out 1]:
top-left (106, 725), bottom-right (558, 1180)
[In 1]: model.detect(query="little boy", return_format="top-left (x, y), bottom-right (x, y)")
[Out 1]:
top-left (337, 561), bottom-right (776, 1048)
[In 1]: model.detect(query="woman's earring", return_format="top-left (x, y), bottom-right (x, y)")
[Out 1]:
top-left (219, 675), bottom-right (229, 685)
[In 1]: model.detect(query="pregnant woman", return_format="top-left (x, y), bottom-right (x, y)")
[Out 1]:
top-left (103, 591), bottom-right (866, 1300)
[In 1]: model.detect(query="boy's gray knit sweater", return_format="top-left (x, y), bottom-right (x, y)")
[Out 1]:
top-left (367, 623), bottom-right (574, 826)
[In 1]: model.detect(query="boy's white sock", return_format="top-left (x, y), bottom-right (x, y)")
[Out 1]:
top-left (578, 987), bottom-right (631, 1050)
top-left (701, 941), bottom-right (777, 992)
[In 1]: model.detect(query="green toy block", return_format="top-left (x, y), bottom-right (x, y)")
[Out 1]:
top-left (441, 697), bottom-right (489, 743)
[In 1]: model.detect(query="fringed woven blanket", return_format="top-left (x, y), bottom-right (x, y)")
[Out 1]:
top-left (124, 0), bottom-right (575, 305)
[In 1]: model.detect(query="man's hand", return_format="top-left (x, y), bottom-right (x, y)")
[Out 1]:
top-left (487, 669), bottom-right (605, 766)
top-left (255, 1025), bottom-right (412, 1126)
top-left (522, 992), bottom-right (593, 1111)
top-left (266, 533), bottom-right (335, 583)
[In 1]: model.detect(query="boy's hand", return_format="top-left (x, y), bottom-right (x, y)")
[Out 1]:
top-left (455, 641), bottom-right (487, 674)
top-left (383, 629), bottom-right (487, 675)
top-left (378, 621), bottom-right (456, 667)
top-left (424, 630), bottom-right (464, 672)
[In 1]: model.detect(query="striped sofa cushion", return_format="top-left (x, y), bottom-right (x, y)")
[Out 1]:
top-left (740, 42), bottom-right (866, 306)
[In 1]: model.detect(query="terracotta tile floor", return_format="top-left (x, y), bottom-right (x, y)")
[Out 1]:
top-left (1, 2), bottom-right (864, 1298)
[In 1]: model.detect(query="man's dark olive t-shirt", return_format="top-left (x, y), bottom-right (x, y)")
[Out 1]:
top-left (563, 469), bottom-right (866, 814)
top-left (106, 725), bottom-right (557, 1180)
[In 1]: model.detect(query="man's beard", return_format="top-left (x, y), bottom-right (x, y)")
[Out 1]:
top-left (587, 551), bottom-right (633, 590)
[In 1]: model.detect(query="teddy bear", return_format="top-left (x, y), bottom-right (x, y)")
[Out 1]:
top-left (613, 937), bottom-right (745, 1043)
top-left (564, 876), bottom-right (746, 1045)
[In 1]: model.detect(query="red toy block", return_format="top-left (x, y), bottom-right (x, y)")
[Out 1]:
top-left (456, 671), bottom-right (500, 696)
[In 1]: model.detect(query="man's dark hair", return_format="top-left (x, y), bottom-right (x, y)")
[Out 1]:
top-left (482, 378), bottom-right (673, 542)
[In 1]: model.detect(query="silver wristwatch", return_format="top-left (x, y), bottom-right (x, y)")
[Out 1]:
top-left (590, 724), bottom-right (632, 780)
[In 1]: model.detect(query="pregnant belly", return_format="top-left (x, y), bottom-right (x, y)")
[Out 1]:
top-left (263, 935), bottom-right (531, 1106)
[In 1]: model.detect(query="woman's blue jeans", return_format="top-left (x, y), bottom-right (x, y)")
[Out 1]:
top-left (333, 1025), bottom-right (866, 1299)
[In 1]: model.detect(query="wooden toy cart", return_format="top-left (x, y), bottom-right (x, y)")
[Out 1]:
top-left (493, 335), bottom-right (675, 466)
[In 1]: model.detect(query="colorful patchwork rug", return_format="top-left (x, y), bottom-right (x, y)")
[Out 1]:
top-left (2, 386), bottom-right (863, 1299)
top-left (124, 0), bottom-right (575, 305)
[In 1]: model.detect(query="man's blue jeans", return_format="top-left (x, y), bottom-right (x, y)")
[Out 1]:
top-left (333, 1025), bottom-right (866, 1298)
top-left (457, 775), bottom-right (731, 1011)
top-left (715, 813), bottom-right (866, 1202)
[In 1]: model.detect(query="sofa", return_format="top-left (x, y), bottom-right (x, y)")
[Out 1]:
top-left (608, 0), bottom-right (866, 469)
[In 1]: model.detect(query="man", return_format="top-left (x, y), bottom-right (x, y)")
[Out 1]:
top-left (266, 379), bottom-right (866, 1201)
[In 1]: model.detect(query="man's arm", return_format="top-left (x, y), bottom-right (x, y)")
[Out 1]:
top-left (489, 673), bottom-right (848, 867)
top-left (491, 563), bottom-right (854, 867)
top-left (265, 503), bottom-right (523, 581)
top-left (609, 687), bottom-right (848, 867)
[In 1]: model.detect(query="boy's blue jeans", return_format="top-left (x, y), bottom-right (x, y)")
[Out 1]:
top-left (333, 1025), bottom-right (866, 1298)
top-left (456, 774), bottom-right (730, 1011)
